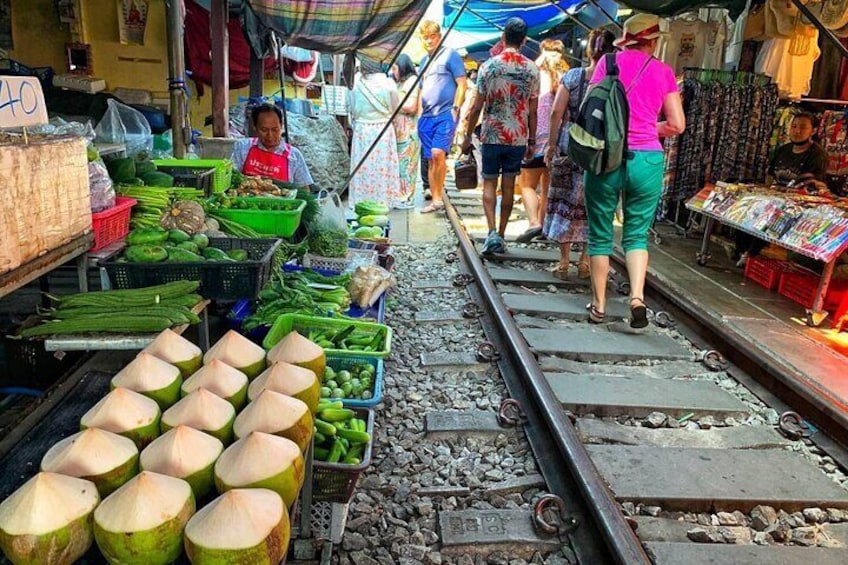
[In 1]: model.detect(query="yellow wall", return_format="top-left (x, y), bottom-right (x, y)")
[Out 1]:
top-left (8, 0), bottom-right (71, 71)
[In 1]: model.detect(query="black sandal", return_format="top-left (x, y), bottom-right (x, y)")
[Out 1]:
top-left (586, 303), bottom-right (605, 324)
top-left (630, 298), bottom-right (648, 329)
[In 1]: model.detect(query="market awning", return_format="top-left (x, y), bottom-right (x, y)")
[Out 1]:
top-left (619, 0), bottom-right (748, 19)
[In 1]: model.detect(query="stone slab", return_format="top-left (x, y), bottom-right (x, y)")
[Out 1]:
top-left (425, 410), bottom-right (504, 437)
top-left (505, 293), bottom-right (630, 320)
top-left (488, 267), bottom-right (585, 287)
top-left (539, 357), bottom-right (712, 379)
top-left (414, 310), bottom-right (467, 324)
top-left (420, 351), bottom-right (488, 368)
top-left (577, 418), bottom-right (791, 449)
top-left (485, 474), bottom-right (547, 495)
top-left (523, 328), bottom-right (692, 362)
top-left (486, 248), bottom-right (561, 263)
top-left (587, 445), bottom-right (848, 512)
top-left (438, 509), bottom-right (560, 557)
top-left (645, 542), bottom-right (848, 565)
top-left (412, 279), bottom-right (455, 289)
top-left (546, 374), bottom-right (749, 419)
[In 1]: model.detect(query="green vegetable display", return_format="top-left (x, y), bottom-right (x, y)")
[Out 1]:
top-left (125, 245), bottom-right (168, 263)
top-left (127, 227), bottom-right (168, 246)
top-left (119, 229), bottom-right (249, 263)
top-left (354, 201), bottom-right (389, 217)
top-left (312, 402), bottom-right (370, 464)
top-left (305, 325), bottom-right (385, 352)
top-left (107, 158), bottom-right (137, 183)
top-left (319, 362), bottom-right (375, 401)
top-left (140, 171), bottom-right (175, 187)
top-left (357, 215), bottom-right (389, 227)
top-left (307, 231), bottom-right (348, 258)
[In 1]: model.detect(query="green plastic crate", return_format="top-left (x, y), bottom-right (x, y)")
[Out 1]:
top-left (212, 197), bottom-right (306, 237)
top-left (153, 159), bottom-right (233, 194)
top-left (263, 314), bottom-right (392, 359)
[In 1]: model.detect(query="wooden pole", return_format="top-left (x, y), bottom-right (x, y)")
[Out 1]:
top-left (247, 50), bottom-right (264, 136)
top-left (165, 0), bottom-right (188, 158)
top-left (210, 0), bottom-right (229, 137)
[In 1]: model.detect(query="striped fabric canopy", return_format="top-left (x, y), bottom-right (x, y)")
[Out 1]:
top-left (245, 0), bottom-right (431, 63)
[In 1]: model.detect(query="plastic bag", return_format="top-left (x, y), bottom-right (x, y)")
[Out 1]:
top-left (307, 190), bottom-right (349, 257)
top-left (88, 156), bottom-right (116, 213)
top-left (94, 99), bottom-right (153, 157)
top-left (29, 117), bottom-right (96, 141)
top-left (348, 265), bottom-right (395, 308)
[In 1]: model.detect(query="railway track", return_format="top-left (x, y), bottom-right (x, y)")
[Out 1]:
top-left (441, 188), bottom-right (848, 564)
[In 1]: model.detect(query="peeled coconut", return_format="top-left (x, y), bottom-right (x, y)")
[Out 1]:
top-left (161, 388), bottom-right (236, 445)
top-left (266, 330), bottom-right (326, 377)
top-left (142, 328), bottom-right (203, 377)
top-left (248, 361), bottom-right (320, 414)
top-left (110, 352), bottom-right (182, 410)
top-left (203, 330), bottom-right (266, 380)
top-left (93, 471), bottom-right (195, 565)
top-left (80, 387), bottom-right (161, 449)
top-left (180, 359), bottom-right (249, 410)
top-left (233, 390), bottom-right (314, 452)
top-left (140, 425), bottom-right (224, 499)
top-left (0, 472), bottom-right (99, 565)
top-left (40, 428), bottom-right (139, 497)
top-left (214, 432), bottom-right (304, 508)
top-left (184, 488), bottom-right (290, 565)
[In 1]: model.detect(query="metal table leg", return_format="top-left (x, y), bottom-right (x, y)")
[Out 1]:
top-left (696, 217), bottom-right (715, 266)
top-left (77, 255), bottom-right (88, 293)
top-left (808, 259), bottom-right (836, 327)
top-left (198, 307), bottom-right (211, 352)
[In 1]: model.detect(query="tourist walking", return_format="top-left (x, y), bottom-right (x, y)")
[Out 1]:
top-left (543, 29), bottom-right (615, 279)
top-left (391, 54), bottom-right (420, 209)
top-left (418, 20), bottom-right (468, 214)
top-left (348, 59), bottom-right (401, 208)
top-left (461, 17), bottom-right (540, 255)
top-left (581, 14), bottom-right (685, 328)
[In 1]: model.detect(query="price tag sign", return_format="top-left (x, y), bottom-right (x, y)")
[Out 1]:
top-left (0, 76), bottom-right (48, 129)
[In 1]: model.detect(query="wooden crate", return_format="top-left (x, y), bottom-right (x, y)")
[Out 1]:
top-left (0, 136), bottom-right (92, 274)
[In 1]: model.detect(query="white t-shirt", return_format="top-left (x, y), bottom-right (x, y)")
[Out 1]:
top-left (662, 20), bottom-right (710, 75)
top-left (755, 29), bottom-right (821, 99)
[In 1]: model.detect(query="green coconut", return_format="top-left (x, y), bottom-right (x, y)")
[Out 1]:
top-left (80, 388), bottom-right (161, 449)
top-left (248, 361), bottom-right (320, 414)
top-left (110, 352), bottom-right (183, 410)
top-left (181, 359), bottom-right (248, 411)
top-left (93, 471), bottom-right (195, 565)
top-left (140, 425), bottom-right (224, 500)
top-left (161, 387), bottom-right (236, 445)
top-left (204, 330), bottom-right (267, 380)
top-left (0, 472), bottom-right (99, 565)
top-left (233, 390), bottom-right (314, 452)
top-left (40, 428), bottom-right (139, 497)
top-left (142, 328), bottom-right (203, 378)
top-left (266, 330), bottom-right (326, 378)
top-left (214, 432), bottom-right (304, 508)
top-left (184, 488), bottom-right (290, 565)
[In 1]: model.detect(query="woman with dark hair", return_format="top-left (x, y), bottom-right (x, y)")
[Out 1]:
top-left (391, 54), bottom-right (421, 208)
top-left (542, 28), bottom-right (616, 280)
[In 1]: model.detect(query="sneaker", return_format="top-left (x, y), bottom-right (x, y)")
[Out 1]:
top-left (490, 232), bottom-right (507, 254)
top-left (481, 231), bottom-right (504, 255)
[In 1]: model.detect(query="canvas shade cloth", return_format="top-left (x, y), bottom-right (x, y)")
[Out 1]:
top-left (619, 0), bottom-right (748, 19)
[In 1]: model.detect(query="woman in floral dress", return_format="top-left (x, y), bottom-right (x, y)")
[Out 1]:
top-left (391, 54), bottom-right (420, 209)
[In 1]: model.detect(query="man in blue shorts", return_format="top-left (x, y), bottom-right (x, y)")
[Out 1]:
top-left (418, 20), bottom-right (467, 213)
top-left (461, 18), bottom-right (538, 255)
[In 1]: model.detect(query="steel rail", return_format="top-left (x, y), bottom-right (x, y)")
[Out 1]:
top-left (442, 194), bottom-right (651, 565)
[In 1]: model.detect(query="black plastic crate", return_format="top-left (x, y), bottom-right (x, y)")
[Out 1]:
top-left (2, 336), bottom-right (83, 390)
top-left (155, 165), bottom-right (216, 194)
top-left (102, 238), bottom-right (282, 300)
top-left (312, 407), bottom-right (374, 503)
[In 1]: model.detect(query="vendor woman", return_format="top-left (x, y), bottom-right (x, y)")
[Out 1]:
top-left (230, 103), bottom-right (315, 188)
top-left (736, 112), bottom-right (828, 266)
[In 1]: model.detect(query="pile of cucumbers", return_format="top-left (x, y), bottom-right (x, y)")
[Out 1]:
top-left (120, 227), bottom-right (249, 263)
top-left (313, 403), bottom-right (371, 464)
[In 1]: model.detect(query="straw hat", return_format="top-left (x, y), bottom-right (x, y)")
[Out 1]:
top-left (613, 13), bottom-right (665, 48)
top-left (803, 0), bottom-right (848, 31)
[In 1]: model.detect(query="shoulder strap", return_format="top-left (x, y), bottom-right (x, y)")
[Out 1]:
top-left (605, 53), bottom-right (619, 78)
top-left (357, 77), bottom-right (391, 115)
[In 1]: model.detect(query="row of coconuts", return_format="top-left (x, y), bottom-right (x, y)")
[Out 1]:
top-left (0, 328), bottom-right (333, 565)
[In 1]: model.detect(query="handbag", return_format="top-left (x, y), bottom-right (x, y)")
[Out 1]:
top-left (454, 148), bottom-right (479, 190)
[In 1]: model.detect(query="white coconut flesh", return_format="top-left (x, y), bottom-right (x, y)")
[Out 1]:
top-left (80, 387), bottom-right (160, 434)
top-left (142, 328), bottom-right (202, 367)
top-left (181, 359), bottom-right (248, 400)
top-left (94, 471), bottom-right (192, 534)
top-left (161, 388), bottom-right (235, 431)
top-left (215, 432), bottom-right (303, 487)
top-left (233, 390), bottom-right (311, 439)
top-left (0, 472), bottom-right (99, 536)
top-left (184, 488), bottom-right (286, 550)
top-left (247, 361), bottom-right (318, 402)
top-left (140, 425), bottom-right (224, 478)
top-left (111, 352), bottom-right (181, 393)
top-left (266, 331), bottom-right (324, 366)
top-left (203, 330), bottom-right (265, 369)
top-left (40, 428), bottom-right (138, 478)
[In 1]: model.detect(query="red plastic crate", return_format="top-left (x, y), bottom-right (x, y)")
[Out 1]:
top-left (743, 257), bottom-right (797, 291)
top-left (90, 197), bottom-right (136, 251)
top-left (778, 271), bottom-right (848, 310)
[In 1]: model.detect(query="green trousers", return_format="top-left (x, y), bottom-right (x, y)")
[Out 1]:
top-left (583, 150), bottom-right (664, 256)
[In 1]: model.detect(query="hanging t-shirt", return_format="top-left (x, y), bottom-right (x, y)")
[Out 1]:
top-left (755, 29), bottom-right (821, 99)
top-left (702, 19), bottom-right (728, 70)
top-left (663, 20), bottom-right (710, 75)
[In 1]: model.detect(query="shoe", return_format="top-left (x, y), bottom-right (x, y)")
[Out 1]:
top-left (492, 233), bottom-right (507, 254)
top-left (630, 297), bottom-right (649, 329)
top-left (424, 190), bottom-right (433, 201)
top-left (551, 263), bottom-right (569, 280)
top-left (481, 231), bottom-right (506, 256)
top-left (393, 202), bottom-right (416, 210)
top-left (577, 260), bottom-right (590, 280)
top-left (420, 201), bottom-right (445, 214)
top-left (587, 303), bottom-right (605, 324)
top-left (515, 226), bottom-right (542, 243)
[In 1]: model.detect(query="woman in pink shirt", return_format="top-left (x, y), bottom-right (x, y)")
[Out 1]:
top-left (583, 14), bottom-right (685, 329)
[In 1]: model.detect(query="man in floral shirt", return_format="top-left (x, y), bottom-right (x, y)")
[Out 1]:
top-left (461, 17), bottom-right (539, 255)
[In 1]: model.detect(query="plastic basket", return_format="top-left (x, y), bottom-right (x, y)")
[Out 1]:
top-left (303, 248), bottom-right (378, 273)
top-left (103, 238), bottom-right (281, 300)
top-left (90, 197), bottom-right (137, 251)
top-left (2, 336), bottom-right (83, 389)
top-left (263, 314), bottom-right (392, 359)
top-left (212, 198), bottom-right (306, 237)
top-left (313, 407), bottom-right (374, 503)
top-left (778, 271), bottom-right (848, 310)
top-left (324, 354), bottom-right (384, 408)
top-left (153, 159), bottom-right (233, 194)
top-left (743, 257), bottom-right (797, 291)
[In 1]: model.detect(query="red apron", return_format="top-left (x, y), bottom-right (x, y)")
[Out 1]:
top-left (241, 140), bottom-right (291, 182)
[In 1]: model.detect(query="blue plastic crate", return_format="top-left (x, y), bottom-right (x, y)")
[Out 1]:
top-left (323, 354), bottom-right (383, 408)
top-left (226, 299), bottom-right (269, 344)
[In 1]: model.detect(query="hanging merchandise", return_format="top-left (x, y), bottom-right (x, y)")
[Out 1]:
top-left (118, 0), bottom-right (150, 46)
top-left (662, 17), bottom-right (711, 74)
top-left (817, 110), bottom-right (848, 178)
top-left (755, 30), bottom-right (820, 98)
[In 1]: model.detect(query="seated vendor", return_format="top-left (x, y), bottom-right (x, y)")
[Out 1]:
top-left (230, 103), bottom-right (315, 189)
top-left (736, 112), bottom-right (828, 266)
